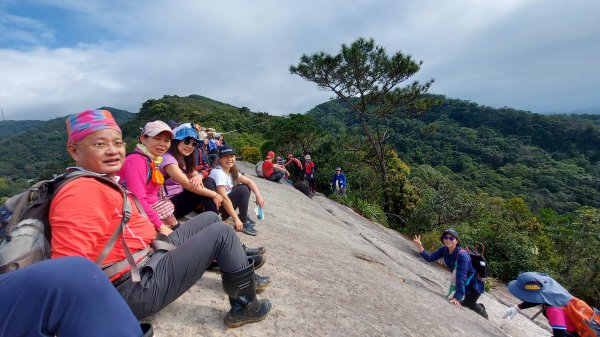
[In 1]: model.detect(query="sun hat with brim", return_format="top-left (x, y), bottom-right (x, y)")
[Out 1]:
top-left (440, 228), bottom-right (460, 243)
top-left (174, 127), bottom-right (200, 141)
top-left (142, 120), bottom-right (174, 139)
top-left (507, 272), bottom-right (572, 306)
top-left (218, 144), bottom-right (236, 157)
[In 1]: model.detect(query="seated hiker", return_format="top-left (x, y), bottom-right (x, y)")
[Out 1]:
top-left (117, 120), bottom-right (178, 232)
top-left (49, 109), bottom-right (271, 328)
top-left (159, 124), bottom-right (223, 220)
top-left (503, 272), bottom-right (599, 337)
top-left (206, 129), bottom-right (219, 166)
top-left (206, 145), bottom-right (265, 236)
top-left (276, 156), bottom-right (292, 182)
top-left (262, 151), bottom-right (288, 183)
top-left (304, 154), bottom-right (316, 193)
top-left (0, 256), bottom-right (153, 337)
top-left (330, 167), bottom-right (347, 195)
top-left (284, 153), bottom-right (303, 181)
top-left (413, 228), bottom-right (488, 318)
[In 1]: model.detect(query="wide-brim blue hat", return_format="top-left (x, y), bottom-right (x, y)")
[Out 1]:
top-left (174, 126), bottom-right (200, 141)
top-left (507, 272), bottom-right (572, 306)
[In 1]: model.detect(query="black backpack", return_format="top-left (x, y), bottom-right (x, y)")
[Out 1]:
top-left (0, 169), bottom-right (141, 281)
top-left (461, 243), bottom-right (488, 278)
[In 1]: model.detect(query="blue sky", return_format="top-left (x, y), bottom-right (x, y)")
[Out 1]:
top-left (1, 0), bottom-right (599, 120)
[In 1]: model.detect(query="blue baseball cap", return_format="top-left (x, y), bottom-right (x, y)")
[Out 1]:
top-left (174, 126), bottom-right (200, 141)
top-left (440, 228), bottom-right (460, 243)
top-left (507, 272), bottom-right (572, 306)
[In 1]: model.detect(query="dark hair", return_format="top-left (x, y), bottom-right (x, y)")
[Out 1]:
top-left (168, 138), bottom-right (197, 175)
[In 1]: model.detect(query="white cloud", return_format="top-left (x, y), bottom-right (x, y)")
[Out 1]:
top-left (1, 0), bottom-right (599, 119)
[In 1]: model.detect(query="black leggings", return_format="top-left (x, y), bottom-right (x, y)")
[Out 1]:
top-left (169, 178), bottom-right (218, 218)
top-left (117, 212), bottom-right (248, 319)
top-left (203, 180), bottom-right (251, 222)
top-left (461, 287), bottom-right (486, 317)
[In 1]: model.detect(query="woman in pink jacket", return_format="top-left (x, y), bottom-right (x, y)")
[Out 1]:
top-left (117, 120), bottom-right (175, 235)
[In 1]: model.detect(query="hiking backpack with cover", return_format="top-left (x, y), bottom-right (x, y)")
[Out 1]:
top-left (255, 161), bottom-right (265, 178)
top-left (564, 297), bottom-right (600, 337)
top-left (0, 169), bottom-right (144, 282)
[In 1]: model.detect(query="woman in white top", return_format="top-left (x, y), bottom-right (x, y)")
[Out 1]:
top-left (207, 144), bottom-right (265, 236)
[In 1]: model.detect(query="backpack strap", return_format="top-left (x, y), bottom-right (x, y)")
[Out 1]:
top-left (125, 152), bottom-right (152, 185)
top-left (455, 248), bottom-right (475, 285)
top-left (531, 305), bottom-right (545, 321)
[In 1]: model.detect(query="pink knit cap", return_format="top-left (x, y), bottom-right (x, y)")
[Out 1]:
top-left (66, 109), bottom-right (121, 144)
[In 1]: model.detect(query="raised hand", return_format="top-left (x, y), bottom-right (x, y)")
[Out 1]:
top-left (413, 235), bottom-right (424, 252)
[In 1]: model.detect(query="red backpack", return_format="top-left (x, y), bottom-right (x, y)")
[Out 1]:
top-left (563, 297), bottom-right (600, 337)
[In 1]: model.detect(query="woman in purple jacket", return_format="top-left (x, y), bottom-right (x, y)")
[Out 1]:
top-left (413, 228), bottom-right (488, 318)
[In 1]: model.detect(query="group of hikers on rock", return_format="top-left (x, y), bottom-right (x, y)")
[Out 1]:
top-left (1, 109), bottom-right (599, 337)
top-left (258, 151), bottom-right (348, 197)
top-left (0, 110), bottom-right (271, 336)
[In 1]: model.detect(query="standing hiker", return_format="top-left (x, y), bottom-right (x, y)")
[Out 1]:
top-left (330, 167), bottom-right (347, 195)
top-left (413, 228), bottom-right (488, 318)
top-left (284, 153), bottom-right (303, 182)
top-left (304, 154), bottom-right (316, 193)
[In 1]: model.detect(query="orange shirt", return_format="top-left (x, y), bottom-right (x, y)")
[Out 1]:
top-left (49, 177), bottom-right (155, 272)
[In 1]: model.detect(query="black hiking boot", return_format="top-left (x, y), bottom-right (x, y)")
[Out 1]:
top-left (255, 273), bottom-right (271, 292)
top-left (141, 323), bottom-right (153, 337)
top-left (249, 255), bottom-right (265, 270)
top-left (222, 263), bottom-right (272, 328)
top-left (242, 243), bottom-right (266, 256)
top-left (479, 303), bottom-right (489, 319)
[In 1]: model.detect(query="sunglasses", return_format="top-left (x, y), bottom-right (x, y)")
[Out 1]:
top-left (442, 236), bottom-right (456, 241)
top-left (183, 138), bottom-right (199, 148)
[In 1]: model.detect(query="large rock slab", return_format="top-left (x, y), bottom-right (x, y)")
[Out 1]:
top-left (147, 162), bottom-right (549, 337)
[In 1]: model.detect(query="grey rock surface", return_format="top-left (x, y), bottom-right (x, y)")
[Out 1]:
top-left (147, 162), bottom-right (550, 337)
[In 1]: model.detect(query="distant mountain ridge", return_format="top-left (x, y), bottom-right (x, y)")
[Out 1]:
top-left (0, 107), bottom-right (136, 198)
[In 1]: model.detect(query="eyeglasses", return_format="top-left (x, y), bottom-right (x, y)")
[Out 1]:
top-left (442, 236), bottom-right (456, 241)
top-left (75, 140), bottom-right (126, 150)
top-left (183, 138), bottom-right (199, 148)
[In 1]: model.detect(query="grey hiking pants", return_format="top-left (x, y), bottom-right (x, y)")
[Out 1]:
top-left (116, 211), bottom-right (249, 319)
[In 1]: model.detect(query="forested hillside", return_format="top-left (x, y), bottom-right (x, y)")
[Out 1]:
top-left (308, 96), bottom-right (600, 213)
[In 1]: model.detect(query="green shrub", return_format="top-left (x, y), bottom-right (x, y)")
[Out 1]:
top-left (239, 146), bottom-right (261, 163)
top-left (333, 194), bottom-right (388, 226)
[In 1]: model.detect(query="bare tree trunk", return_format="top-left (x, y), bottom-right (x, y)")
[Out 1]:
top-left (356, 109), bottom-right (390, 212)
